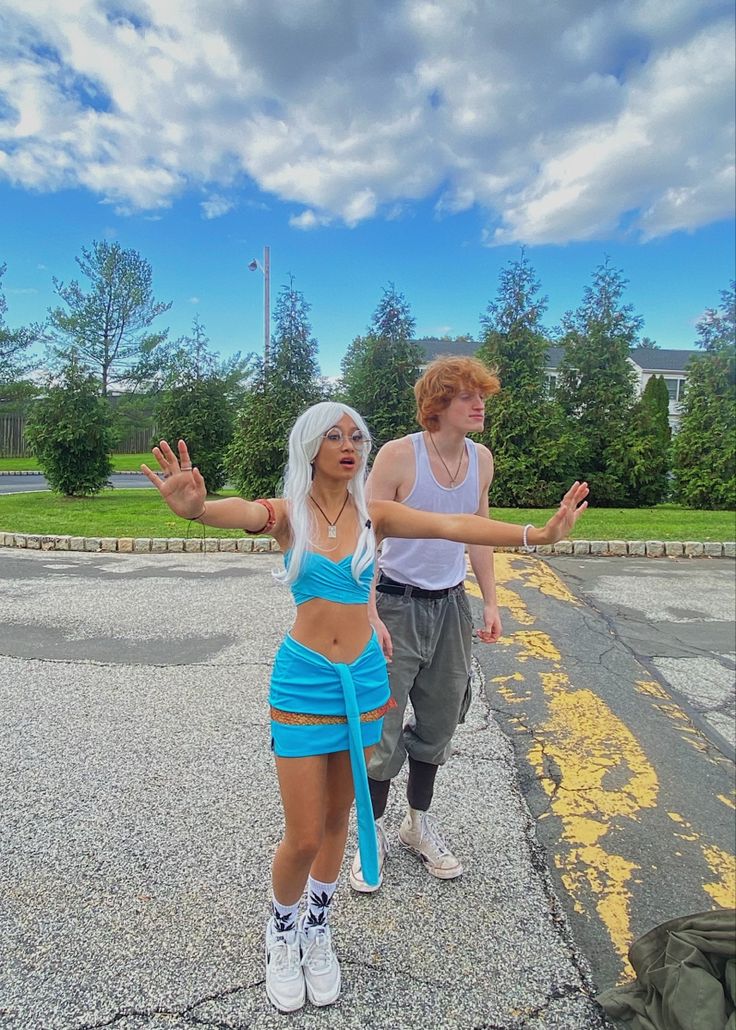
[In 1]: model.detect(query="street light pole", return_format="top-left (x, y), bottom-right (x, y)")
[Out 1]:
top-left (248, 245), bottom-right (271, 376)
top-left (263, 245), bottom-right (270, 374)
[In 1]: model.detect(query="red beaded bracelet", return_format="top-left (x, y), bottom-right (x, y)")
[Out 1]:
top-left (252, 498), bottom-right (276, 533)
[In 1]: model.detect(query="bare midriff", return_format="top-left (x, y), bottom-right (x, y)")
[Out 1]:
top-left (290, 598), bottom-right (374, 664)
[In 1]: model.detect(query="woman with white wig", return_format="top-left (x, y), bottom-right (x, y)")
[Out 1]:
top-left (142, 401), bottom-right (588, 1013)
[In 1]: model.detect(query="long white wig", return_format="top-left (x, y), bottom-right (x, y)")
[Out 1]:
top-left (275, 401), bottom-right (375, 587)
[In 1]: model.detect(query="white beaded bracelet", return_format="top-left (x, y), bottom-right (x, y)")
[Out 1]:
top-left (522, 523), bottom-right (535, 552)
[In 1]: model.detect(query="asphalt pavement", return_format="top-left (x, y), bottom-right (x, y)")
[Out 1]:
top-left (469, 554), bottom-right (736, 997)
top-left (0, 473), bottom-right (154, 494)
top-left (1, 548), bottom-right (734, 1029)
top-left (554, 557), bottom-right (736, 755)
top-left (0, 549), bottom-right (610, 1030)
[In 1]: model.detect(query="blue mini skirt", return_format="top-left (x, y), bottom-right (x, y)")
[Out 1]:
top-left (269, 632), bottom-right (391, 887)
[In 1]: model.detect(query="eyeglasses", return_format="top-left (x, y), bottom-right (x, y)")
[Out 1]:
top-left (323, 428), bottom-right (368, 447)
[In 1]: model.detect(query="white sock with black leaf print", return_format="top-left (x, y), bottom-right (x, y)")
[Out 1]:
top-left (271, 895), bottom-right (300, 936)
top-left (304, 875), bottom-right (338, 934)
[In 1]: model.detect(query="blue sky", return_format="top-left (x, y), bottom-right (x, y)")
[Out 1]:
top-left (1, 1), bottom-right (734, 378)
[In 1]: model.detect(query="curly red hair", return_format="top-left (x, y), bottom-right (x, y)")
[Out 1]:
top-left (415, 356), bottom-right (500, 430)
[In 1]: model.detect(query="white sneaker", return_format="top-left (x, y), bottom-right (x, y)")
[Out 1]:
top-left (298, 913), bottom-right (341, 1006)
top-left (349, 819), bottom-right (389, 893)
top-left (265, 917), bottom-right (305, 1012)
top-left (398, 808), bottom-right (463, 879)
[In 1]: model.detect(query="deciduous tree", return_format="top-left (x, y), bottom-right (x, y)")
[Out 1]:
top-left (46, 241), bottom-right (171, 396)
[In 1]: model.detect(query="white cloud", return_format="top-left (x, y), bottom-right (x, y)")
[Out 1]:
top-left (200, 194), bottom-right (235, 219)
top-left (289, 209), bottom-right (331, 230)
top-left (0, 0), bottom-right (732, 243)
top-left (188, 295), bottom-right (200, 304)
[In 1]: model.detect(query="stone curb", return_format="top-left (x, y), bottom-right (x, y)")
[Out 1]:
top-left (1, 532), bottom-right (733, 557)
top-left (0, 532), bottom-right (278, 553)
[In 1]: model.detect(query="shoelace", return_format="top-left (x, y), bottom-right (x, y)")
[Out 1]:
top-left (421, 814), bottom-right (450, 857)
top-left (301, 928), bottom-right (334, 974)
top-left (270, 934), bottom-right (300, 976)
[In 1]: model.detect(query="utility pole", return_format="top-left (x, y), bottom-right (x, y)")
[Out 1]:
top-left (248, 246), bottom-right (271, 375)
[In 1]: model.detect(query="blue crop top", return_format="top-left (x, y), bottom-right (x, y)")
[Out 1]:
top-left (284, 550), bottom-right (374, 606)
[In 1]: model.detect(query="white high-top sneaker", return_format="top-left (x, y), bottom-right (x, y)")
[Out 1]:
top-left (264, 917), bottom-right (305, 1012)
top-left (398, 807), bottom-right (463, 879)
top-left (349, 819), bottom-right (389, 893)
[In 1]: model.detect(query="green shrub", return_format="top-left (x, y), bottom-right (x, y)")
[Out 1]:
top-left (26, 355), bottom-right (116, 496)
top-left (156, 377), bottom-right (234, 493)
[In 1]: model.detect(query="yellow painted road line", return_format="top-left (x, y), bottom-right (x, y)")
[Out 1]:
top-left (468, 553), bottom-right (736, 977)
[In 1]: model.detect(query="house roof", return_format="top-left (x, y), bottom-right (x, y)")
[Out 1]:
top-left (545, 346), bottom-right (699, 373)
top-left (416, 336), bottom-right (478, 360)
top-left (628, 347), bottom-right (699, 372)
top-left (417, 337), bottom-right (699, 374)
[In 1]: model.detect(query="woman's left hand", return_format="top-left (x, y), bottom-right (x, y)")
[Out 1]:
top-left (542, 481), bottom-right (589, 544)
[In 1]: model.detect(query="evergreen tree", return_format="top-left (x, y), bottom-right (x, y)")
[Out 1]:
top-left (26, 351), bottom-right (116, 496)
top-left (476, 253), bottom-right (576, 506)
top-left (0, 263), bottom-right (41, 405)
top-left (226, 279), bottom-right (324, 498)
top-left (46, 240), bottom-right (171, 396)
top-left (556, 260), bottom-right (642, 505)
top-left (673, 282), bottom-right (735, 509)
top-left (628, 375), bottom-right (671, 506)
top-left (155, 318), bottom-right (247, 493)
top-left (340, 284), bottom-right (422, 450)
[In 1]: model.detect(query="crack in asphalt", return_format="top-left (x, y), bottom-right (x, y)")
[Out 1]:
top-left (0, 653), bottom-right (276, 669)
top-left (472, 980), bottom-right (609, 1029)
top-left (74, 980), bottom-right (263, 1030)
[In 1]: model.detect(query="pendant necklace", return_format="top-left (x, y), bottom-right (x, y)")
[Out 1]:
top-left (428, 433), bottom-right (465, 485)
top-left (310, 492), bottom-right (350, 538)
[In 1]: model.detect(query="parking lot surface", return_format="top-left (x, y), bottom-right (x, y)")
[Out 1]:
top-left (1, 549), bottom-right (609, 1030)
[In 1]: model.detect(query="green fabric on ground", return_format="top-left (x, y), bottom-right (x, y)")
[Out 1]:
top-left (598, 909), bottom-right (736, 1030)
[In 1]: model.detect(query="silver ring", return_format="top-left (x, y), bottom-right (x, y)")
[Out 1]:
top-left (181, 464), bottom-right (192, 471)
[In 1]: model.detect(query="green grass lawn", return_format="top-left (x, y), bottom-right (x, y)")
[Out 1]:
top-left (490, 504), bottom-right (735, 542)
top-left (0, 489), bottom-right (243, 538)
top-left (0, 456), bottom-right (42, 471)
top-left (0, 488), bottom-right (733, 540)
top-left (0, 453), bottom-right (151, 473)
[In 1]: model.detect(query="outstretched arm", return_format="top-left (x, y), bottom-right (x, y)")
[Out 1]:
top-left (141, 439), bottom-right (286, 534)
top-left (371, 482), bottom-right (589, 548)
top-left (468, 446), bottom-right (501, 643)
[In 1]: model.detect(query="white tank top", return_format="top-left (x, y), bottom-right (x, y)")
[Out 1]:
top-left (379, 432), bottom-right (480, 590)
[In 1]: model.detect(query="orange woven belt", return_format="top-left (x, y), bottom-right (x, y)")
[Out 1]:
top-left (270, 696), bottom-right (397, 727)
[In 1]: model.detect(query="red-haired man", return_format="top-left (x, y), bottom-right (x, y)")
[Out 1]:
top-left (350, 356), bottom-right (502, 892)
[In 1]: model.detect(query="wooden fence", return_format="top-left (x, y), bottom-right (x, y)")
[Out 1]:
top-left (0, 413), bottom-right (29, 457)
top-left (119, 427), bottom-right (157, 453)
top-left (0, 412), bottom-right (156, 456)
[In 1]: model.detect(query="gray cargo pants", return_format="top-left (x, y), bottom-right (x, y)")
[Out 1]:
top-left (367, 582), bottom-right (473, 782)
